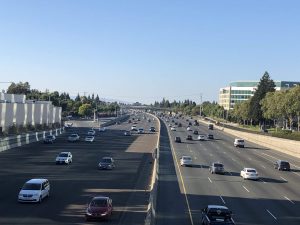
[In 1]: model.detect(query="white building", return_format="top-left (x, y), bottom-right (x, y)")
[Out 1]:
top-left (219, 81), bottom-right (300, 110)
top-left (0, 93), bottom-right (61, 132)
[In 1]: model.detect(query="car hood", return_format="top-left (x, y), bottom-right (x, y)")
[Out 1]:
top-left (88, 206), bottom-right (109, 214)
top-left (19, 190), bottom-right (40, 195)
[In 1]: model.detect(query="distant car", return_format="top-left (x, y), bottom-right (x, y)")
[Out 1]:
top-left (171, 127), bottom-right (176, 131)
top-left (207, 134), bottom-right (214, 139)
top-left (85, 136), bottom-right (95, 142)
top-left (193, 130), bottom-right (199, 135)
top-left (198, 135), bottom-right (206, 141)
top-left (18, 179), bottom-right (50, 203)
top-left (85, 196), bottom-right (113, 221)
top-left (149, 127), bottom-right (156, 132)
top-left (175, 136), bottom-right (182, 143)
top-left (180, 156), bottom-right (193, 166)
top-left (98, 157), bottom-right (115, 170)
top-left (240, 168), bottom-right (259, 180)
top-left (178, 123), bottom-right (182, 127)
top-left (68, 134), bottom-right (80, 142)
top-left (234, 139), bottom-right (245, 148)
top-left (131, 125), bottom-right (137, 131)
top-left (187, 127), bottom-right (192, 131)
top-left (209, 162), bottom-right (225, 174)
top-left (99, 127), bottom-right (106, 132)
top-left (128, 120), bottom-right (132, 123)
top-left (43, 135), bottom-right (56, 144)
top-left (186, 135), bottom-right (193, 140)
top-left (201, 205), bottom-right (235, 225)
top-left (138, 128), bottom-right (144, 134)
top-left (174, 122), bottom-right (178, 125)
top-left (168, 124), bottom-right (172, 127)
top-left (208, 124), bottom-right (214, 130)
top-left (188, 122), bottom-right (192, 126)
top-left (124, 131), bottom-right (131, 136)
top-left (87, 130), bottom-right (96, 136)
top-left (116, 121), bottom-right (120, 125)
top-left (274, 160), bottom-right (290, 171)
top-left (56, 151), bottom-right (72, 164)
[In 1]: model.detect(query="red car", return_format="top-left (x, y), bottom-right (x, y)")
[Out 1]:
top-left (85, 196), bottom-right (113, 221)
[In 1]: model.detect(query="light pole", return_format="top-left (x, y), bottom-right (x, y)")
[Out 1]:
top-left (199, 93), bottom-right (203, 118)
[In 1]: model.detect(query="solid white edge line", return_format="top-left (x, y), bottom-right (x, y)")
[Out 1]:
top-left (266, 209), bottom-right (277, 220)
top-left (168, 124), bottom-right (194, 225)
top-left (280, 176), bottom-right (287, 182)
top-left (284, 196), bottom-right (295, 204)
top-left (220, 196), bottom-right (226, 204)
top-left (242, 185), bottom-right (250, 192)
top-left (292, 171), bottom-right (300, 177)
top-left (208, 177), bottom-right (212, 183)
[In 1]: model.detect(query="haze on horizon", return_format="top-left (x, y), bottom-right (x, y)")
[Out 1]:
top-left (0, 0), bottom-right (300, 104)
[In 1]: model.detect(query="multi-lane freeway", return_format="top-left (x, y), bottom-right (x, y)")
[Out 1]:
top-left (157, 115), bottom-right (300, 225)
top-left (0, 114), bottom-right (158, 225)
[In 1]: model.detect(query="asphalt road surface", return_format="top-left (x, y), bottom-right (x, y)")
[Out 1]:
top-left (0, 114), bottom-right (158, 225)
top-left (158, 116), bottom-right (300, 225)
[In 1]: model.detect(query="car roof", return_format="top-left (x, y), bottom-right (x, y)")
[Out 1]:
top-left (207, 205), bottom-right (228, 210)
top-left (212, 162), bottom-right (223, 165)
top-left (27, 178), bottom-right (48, 183)
top-left (182, 156), bottom-right (192, 159)
top-left (102, 157), bottom-right (113, 159)
top-left (277, 160), bottom-right (289, 163)
top-left (60, 151), bottom-right (71, 154)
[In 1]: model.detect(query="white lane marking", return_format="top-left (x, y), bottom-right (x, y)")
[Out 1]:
top-left (248, 157), bottom-right (252, 161)
top-left (242, 185), bottom-right (250, 193)
top-left (223, 151), bottom-right (227, 154)
top-left (292, 171), bottom-right (300, 177)
top-left (220, 196), bottom-right (226, 204)
top-left (208, 177), bottom-right (212, 183)
top-left (284, 196), bottom-right (295, 204)
top-left (209, 154), bottom-right (213, 157)
top-left (280, 176), bottom-right (287, 182)
top-left (261, 165), bottom-right (266, 169)
top-left (232, 158), bottom-right (236, 162)
top-left (266, 209), bottom-right (277, 220)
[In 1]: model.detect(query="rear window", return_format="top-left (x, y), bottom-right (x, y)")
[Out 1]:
top-left (214, 163), bottom-right (223, 167)
top-left (280, 161), bottom-right (290, 166)
top-left (59, 153), bottom-right (68, 157)
top-left (247, 169), bottom-right (256, 173)
top-left (183, 157), bottom-right (192, 160)
top-left (22, 183), bottom-right (41, 190)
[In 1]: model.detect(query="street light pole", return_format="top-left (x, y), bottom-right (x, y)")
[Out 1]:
top-left (200, 93), bottom-right (203, 118)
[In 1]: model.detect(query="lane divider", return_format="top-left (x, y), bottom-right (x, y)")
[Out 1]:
top-left (284, 196), bottom-right (295, 204)
top-left (266, 209), bottom-right (277, 220)
top-left (242, 185), bottom-right (250, 193)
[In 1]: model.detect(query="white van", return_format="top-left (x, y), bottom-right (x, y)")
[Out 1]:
top-left (234, 138), bottom-right (245, 148)
top-left (18, 179), bottom-right (50, 203)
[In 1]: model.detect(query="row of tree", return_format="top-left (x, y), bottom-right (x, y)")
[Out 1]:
top-left (6, 82), bottom-right (120, 117)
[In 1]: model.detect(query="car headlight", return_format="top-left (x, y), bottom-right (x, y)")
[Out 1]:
top-left (101, 212), bottom-right (108, 216)
top-left (86, 209), bottom-right (92, 216)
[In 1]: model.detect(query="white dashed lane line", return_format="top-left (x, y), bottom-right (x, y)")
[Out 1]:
top-left (208, 177), bottom-right (212, 183)
top-left (280, 176), bottom-right (287, 182)
top-left (220, 196), bottom-right (226, 204)
top-left (266, 209), bottom-right (277, 220)
top-left (242, 185), bottom-right (250, 193)
top-left (284, 196), bottom-right (295, 204)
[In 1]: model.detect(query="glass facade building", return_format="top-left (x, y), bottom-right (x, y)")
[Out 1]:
top-left (219, 80), bottom-right (300, 110)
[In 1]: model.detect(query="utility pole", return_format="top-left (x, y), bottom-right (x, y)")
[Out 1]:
top-left (200, 93), bottom-right (203, 118)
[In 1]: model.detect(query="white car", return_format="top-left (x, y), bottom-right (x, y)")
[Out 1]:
top-left (131, 125), bottom-right (137, 131)
top-left (187, 127), bottom-right (192, 131)
top-left (85, 136), bottom-right (95, 142)
top-left (56, 152), bottom-right (72, 164)
top-left (168, 124), bottom-right (172, 127)
top-left (87, 130), bottom-right (95, 136)
top-left (171, 127), bottom-right (176, 131)
top-left (240, 168), bottom-right (259, 180)
top-left (197, 135), bottom-right (206, 141)
top-left (68, 134), bottom-right (80, 142)
top-left (234, 138), bottom-right (245, 148)
top-left (99, 127), bottom-right (106, 132)
top-left (180, 156), bottom-right (193, 166)
top-left (18, 179), bottom-right (50, 203)
top-left (138, 128), bottom-right (144, 134)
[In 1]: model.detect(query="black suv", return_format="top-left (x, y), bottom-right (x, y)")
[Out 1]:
top-left (193, 130), bottom-right (199, 135)
top-left (175, 137), bottom-right (182, 143)
top-left (201, 205), bottom-right (235, 225)
top-left (186, 135), bottom-right (193, 140)
top-left (207, 134), bottom-right (214, 139)
top-left (274, 160), bottom-right (290, 171)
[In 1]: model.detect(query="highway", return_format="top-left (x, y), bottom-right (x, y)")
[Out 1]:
top-left (0, 114), bottom-right (158, 225)
top-left (159, 116), bottom-right (300, 225)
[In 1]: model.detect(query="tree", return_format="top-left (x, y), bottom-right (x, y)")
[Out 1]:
top-left (249, 71), bottom-right (275, 126)
top-left (7, 82), bottom-right (31, 95)
top-left (78, 104), bottom-right (92, 117)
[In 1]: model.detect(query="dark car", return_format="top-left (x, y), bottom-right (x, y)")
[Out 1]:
top-left (43, 135), bottom-right (56, 144)
top-left (188, 122), bottom-right (192, 126)
top-left (98, 157), bottom-right (115, 170)
top-left (149, 127), bottom-right (156, 132)
top-left (193, 130), bottom-right (199, 135)
top-left (201, 205), bottom-right (235, 225)
top-left (178, 123), bottom-right (182, 127)
top-left (175, 122), bottom-right (178, 125)
top-left (186, 135), bottom-right (193, 140)
top-left (85, 196), bottom-right (113, 221)
top-left (209, 162), bottom-right (225, 174)
top-left (274, 160), bottom-right (290, 171)
top-left (207, 134), bottom-right (214, 139)
top-left (128, 120), bottom-right (132, 123)
top-left (175, 137), bottom-right (182, 143)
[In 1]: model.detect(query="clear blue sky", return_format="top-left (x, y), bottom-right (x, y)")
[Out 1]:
top-left (0, 0), bottom-right (300, 104)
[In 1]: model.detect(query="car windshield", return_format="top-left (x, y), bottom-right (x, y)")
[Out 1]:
top-left (86, 136), bottom-right (93, 139)
top-left (70, 134), bottom-right (77, 137)
top-left (22, 183), bottom-right (41, 190)
top-left (183, 157), bottom-right (192, 160)
top-left (247, 169), bottom-right (256, 173)
top-left (238, 140), bottom-right (244, 142)
top-left (214, 164), bottom-right (223, 167)
top-left (102, 158), bottom-right (112, 163)
top-left (280, 161), bottom-right (289, 165)
top-left (90, 199), bottom-right (107, 207)
top-left (59, 153), bottom-right (68, 157)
